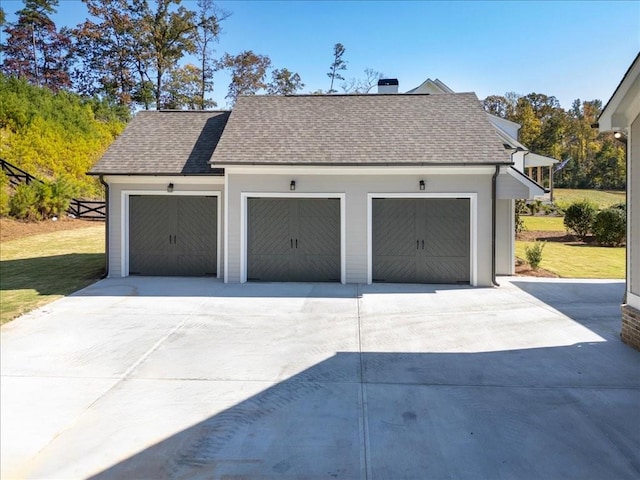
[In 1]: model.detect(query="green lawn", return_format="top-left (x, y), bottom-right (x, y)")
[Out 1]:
top-left (0, 225), bottom-right (105, 324)
top-left (518, 197), bottom-right (625, 278)
top-left (522, 216), bottom-right (565, 232)
top-left (553, 188), bottom-right (625, 210)
top-left (515, 241), bottom-right (625, 279)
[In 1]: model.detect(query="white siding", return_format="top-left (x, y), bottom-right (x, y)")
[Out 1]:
top-left (629, 116), bottom-right (640, 308)
top-left (104, 176), bottom-right (224, 278)
top-left (226, 172), bottom-right (494, 286)
top-left (496, 170), bottom-right (531, 199)
top-left (495, 199), bottom-right (515, 275)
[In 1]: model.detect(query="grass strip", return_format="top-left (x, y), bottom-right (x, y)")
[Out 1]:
top-left (0, 225), bottom-right (105, 324)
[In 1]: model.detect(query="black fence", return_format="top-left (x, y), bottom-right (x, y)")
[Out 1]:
top-left (1, 159), bottom-right (39, 187)
top-left (68, 199), bottom-right (106, 220)
top-left (2, 159), bottom-right (106, 221)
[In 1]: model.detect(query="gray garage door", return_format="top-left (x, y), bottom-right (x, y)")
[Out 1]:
top-left (247, 198), bottom-right (340, 282)
top-left (372, 198), bottom-right (470, 284)
top-left (129, 195), bottom-right (217, 276)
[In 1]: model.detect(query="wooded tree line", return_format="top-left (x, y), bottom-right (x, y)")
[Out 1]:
top-left (1, 0), bottom-right (626, 192)
top-left (483, 93), bottom-right (626, 190)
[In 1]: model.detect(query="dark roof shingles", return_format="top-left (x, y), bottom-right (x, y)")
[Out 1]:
top-left (210, 93), bottom-right (511, 166)
top-left (90, 110), bottom-right (230, 175)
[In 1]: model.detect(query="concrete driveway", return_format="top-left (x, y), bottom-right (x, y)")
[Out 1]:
top-left (1, 277), bottom-right (638, 479)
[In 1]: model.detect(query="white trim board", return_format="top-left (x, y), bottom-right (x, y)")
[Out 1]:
top-left (121, 190), bottom-right (222, 278)
top-left (221, 166), bottom-right (497, 176)
top-left (366, 193), bottom-right (478, 286)
top-left (240, 192), bottom-right (347, 284)
top-left (628, 292), bottom-right (640, 311)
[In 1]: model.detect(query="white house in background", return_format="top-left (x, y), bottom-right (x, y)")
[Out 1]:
top-left (91, 90), bottom-right (544, 286)
top-left (598, 52), bottom-right (640, 351)
top-left (405, 78), bottom-right (558, 275)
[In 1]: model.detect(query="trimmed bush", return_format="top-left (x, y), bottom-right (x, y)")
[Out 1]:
top-left (563, 200), bottom-right (597, 239)
top-left (525, 241), bottom-right (546, 270)
top-left (593, 207), bottom-right (626, 246)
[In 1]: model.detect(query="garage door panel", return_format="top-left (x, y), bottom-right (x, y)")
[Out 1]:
top-left (422, 258), bottom-right (469, 284)
top-left (129, 195), bottom-right (217, 277)
top-left (176, 254), bottom-right (217, 276)
top-left (373, 199), bottom-right (419, 282)
top-left (372, 258), bottom-right (417, 283)
top-left (176, 197), bottom-right (217, 275)
top-left (297, 199), bottom-right (341, 281)
top-left (248, 198), bottom-right (340, 282)
top-left (248, 255), bottom-right (292, 282)
top-left (373, 198), bottom-right (470, 284)
top-left (248, 199), bottom-right (291, 256)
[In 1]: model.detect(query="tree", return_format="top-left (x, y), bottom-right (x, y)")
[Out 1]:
top-left (483, 93), bottom-right (518, 119)
top-left (341, 68), bottom-right (383, 93)
top-left (131, 0), bottom-right (198, 110)
top-left (161, 64), bottom-right (216, 109)
top-left (327, 42), bottom-right (346, 93)
top-left (267, 68), bottom-right (304, 95)
top-left (219, 50), bottom-right (271, 103)
top-left (1, 0), bottom-right (73, 91)
top-left (72, 0), bottom-right (139, 107)
top-left (193, 0), bottom-right (229, 109)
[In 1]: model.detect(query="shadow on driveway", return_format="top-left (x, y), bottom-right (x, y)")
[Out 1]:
top-left (84, 346), bottom-right (640, 479)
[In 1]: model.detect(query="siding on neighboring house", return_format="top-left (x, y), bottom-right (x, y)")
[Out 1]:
top-left (631, 116), bottom-right (639, 302)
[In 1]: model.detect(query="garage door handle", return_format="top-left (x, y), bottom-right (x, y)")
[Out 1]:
top-left (295, 239), bottom-right (298, 248)
top-left (417, 240), bottom-right (419, 250)
top-left (422, 240), bottom-right (424, 250)
top-left (174, 235), bottom-right (177, 244)
top-left (169, 234), bottom-right (172, 245)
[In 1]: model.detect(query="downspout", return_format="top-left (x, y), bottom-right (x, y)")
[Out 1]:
top-left (99, 175), bottom-right (109, 279)
top-left (492, 165), bottom-right (500, 287)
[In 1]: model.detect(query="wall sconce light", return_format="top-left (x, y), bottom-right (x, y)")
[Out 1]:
top-left (419, 180), bottom-right (425, 190)
top-left (290, 180), bottom-right (296, 191)
top-left (614, 131), bottom-right (628, 145)
top-left (167, 183), bottom-right (174, 193)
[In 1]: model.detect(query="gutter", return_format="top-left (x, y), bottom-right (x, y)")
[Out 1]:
top-left (492, 165), bottom-right (500, 287)
top-left (99, 175), bottom-right (109, 279)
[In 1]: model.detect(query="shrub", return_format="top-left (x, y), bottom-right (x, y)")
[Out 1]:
top-left (35, 177), bottom-right (76, 218)
top-left (528, 199), bottom-right (542, 215)
top-left (0, 170), bottom-right (10, 216)
top-left (8, 177), bottom-right (76, 221)
top-left (9, 182), bottom-right (40, 220)
top-left (592, 207), bottom-right (626, 246)
top-left (525, 241), bottom-right (546, 270)
top-left (563, 200), bottom-right (597, 239)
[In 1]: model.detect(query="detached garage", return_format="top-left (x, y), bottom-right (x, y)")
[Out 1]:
top-left (93, 91), bottom-right (544, 286)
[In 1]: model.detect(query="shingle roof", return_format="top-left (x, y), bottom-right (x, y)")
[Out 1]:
top-left (210, 93), bottom-right (511, 166)
top-left (90, 110), bottom-right (230, 175)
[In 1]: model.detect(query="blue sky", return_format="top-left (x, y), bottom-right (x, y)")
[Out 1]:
top-left (3, 0), bottom-right (640, 109)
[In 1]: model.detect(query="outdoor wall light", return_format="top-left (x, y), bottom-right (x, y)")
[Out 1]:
top-left (167, 183), bottom-right (174, 193)
top-left (419, 180), bottom-right (425, 190)
top-left (290, 180), bottom-right (296, 191)
top-left (614, 131), bottom-right (628, 145)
